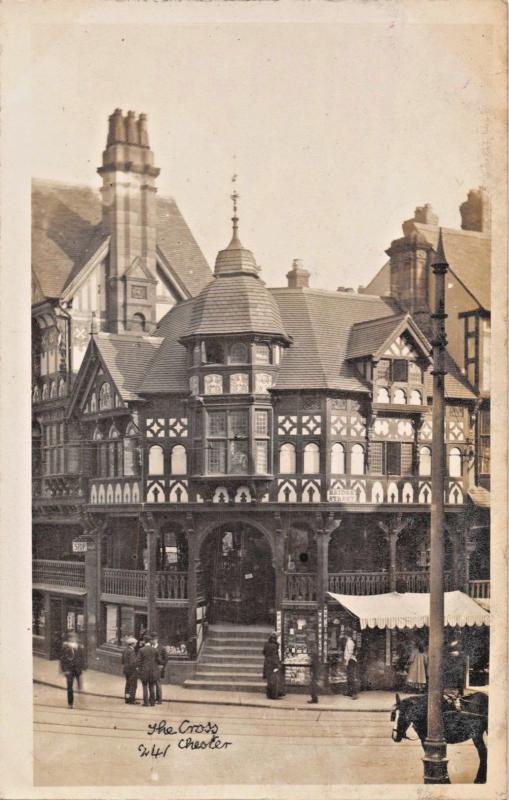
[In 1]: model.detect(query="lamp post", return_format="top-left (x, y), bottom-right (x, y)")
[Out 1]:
top-left (423, 228), bottom-right (450, 783)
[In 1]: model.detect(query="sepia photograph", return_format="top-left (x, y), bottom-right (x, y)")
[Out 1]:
top-left (0, 1), bottom-right (506, 798)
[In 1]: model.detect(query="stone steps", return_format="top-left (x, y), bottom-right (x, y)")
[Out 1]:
top-left (183, 623), bottom-right (271, 693)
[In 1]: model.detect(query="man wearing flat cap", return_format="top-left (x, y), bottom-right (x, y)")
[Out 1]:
top-left (150, 632), bottom-right (168, 705)
top-left (121, 636), bottom-right (139, 705)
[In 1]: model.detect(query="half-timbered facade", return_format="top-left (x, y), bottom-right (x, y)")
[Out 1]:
top-left (32, 111), bottom-right (490, 692)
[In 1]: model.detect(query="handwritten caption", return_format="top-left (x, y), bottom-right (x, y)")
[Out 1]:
top-left (138, 719), bottom-right (232, 758)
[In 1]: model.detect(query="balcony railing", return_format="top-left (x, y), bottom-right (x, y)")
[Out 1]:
top-left (327, 475), bottom-right (466, 506)
top-left (102, 568), bottom-right (147, 598)
top-left (90, 478), bottom-right (141, 506)
top-left (101, 568), bottom-right (188, 600)
top-left (328, 572), bottom-right (389, 595)
top-left (33, 559), bottom-right (85, 588)
top-left (468, 579), bottom-right (490, 599)
top-left (156, 572), bottom-right (188, 600)
top-left (285, 573), bottom-right (317, 602)
top-left (33, 475), bottom-right (86, 500)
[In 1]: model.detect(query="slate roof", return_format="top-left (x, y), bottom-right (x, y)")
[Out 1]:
top-left (346, 314), bottom-right (409, 360)
top-left (415, 224), bottom-right (491, 311)
top-left (136, 286), bottom-right (476, 399)
top-left (367, 224), bottom-right (491, 311)
top-left (271, 289), bottom-right (399, 392)
top-left (182, 274), bottom-right (289, 340)
top-left (94, 334), bottom-right (162, 401)
top-left (32, 179), bottom-right (212, 301)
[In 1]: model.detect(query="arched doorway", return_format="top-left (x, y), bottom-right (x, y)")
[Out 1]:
top-left (200, 522), bottom-right (275, 625)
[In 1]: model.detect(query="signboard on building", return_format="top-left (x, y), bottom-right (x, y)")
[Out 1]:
top-left (327, 488), bottom-right (357, 503)
top-left (72, 536), bottom-right (96, 553)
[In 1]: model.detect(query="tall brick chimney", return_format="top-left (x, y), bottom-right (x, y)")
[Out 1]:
top-left (460, 188), bottom-right (491, 234)
top-left (287, 259), bottom-right (310, 289)
top-left (98, 109), bottom-right (160, 333)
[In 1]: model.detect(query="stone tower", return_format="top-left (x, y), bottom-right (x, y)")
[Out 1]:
top-left (98, 109), bottom-right (160, 333)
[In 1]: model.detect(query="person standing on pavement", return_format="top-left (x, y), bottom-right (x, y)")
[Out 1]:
top-left (344, 628), bottom-right (359, 700)
top-left (150, 632), bottom-right (168, 705)
top-left (60, 632), bottom-right (86, 709)
top-left (307, 643), bottom-right (320, 704)
top-left (136, 634), bottom-right (160, 706)
top-left (263, 633), bottom-right (282, 700)
top-left (121, 636), bottom-right (139, 704)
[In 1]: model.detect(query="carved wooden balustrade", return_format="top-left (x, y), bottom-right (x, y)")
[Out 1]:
top-left (102, 568), bottom-right (147, 598)
top-left (156, 571), bottom-right (188, 600)
top-left (33, 559), bottom-right (85, 588)
top-left (284, 573), bottom-right (317, 602)
top-left (468, 579), bottom-right (490, 599)
top-left (328, 572), bottom-right (389, 595)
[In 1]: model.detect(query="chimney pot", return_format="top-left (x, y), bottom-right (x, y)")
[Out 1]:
top-left (137, 113), bottom-right (149, 147)
top-left (460, 187), bottom-right (490, 233)
top-left (126, 110), bottom-right (139, 145)
top-left (287, 258), bottom-right (310, 289)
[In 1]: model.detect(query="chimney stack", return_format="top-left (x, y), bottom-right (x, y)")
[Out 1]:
top-left (98, 109), bottom-right (160, 334)
top-left (460, 188), bottom-right (491, 234)
top-left (287, 259), bottom-right (310, 289)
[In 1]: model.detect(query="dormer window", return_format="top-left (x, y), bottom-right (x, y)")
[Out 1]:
top-left (392, 359), bottom-right (408, 382)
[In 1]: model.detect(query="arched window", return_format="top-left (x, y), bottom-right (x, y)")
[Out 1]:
top-left (90, 391), bottom-right (97, 413)
top-left (93, 426), bottom-right (103, 441)
top-left (409, 389), bottom-right (422, 405)
top-left (419, 446), bottom-right (431, 477)
top-left (108, 425), bottom-right (120, 439)
top-left (331, 443), bottom-right (345, 474)
top-left (393, 388), bottom-right (406, 404)
top-left (351, 444), bottom-right (365, 475)
top-left (107, 425), bottom-right (122, 477)
top-left (50, 381), bottom-right (57, 399)
top-left (123, 423), bottom-right (139, 477)
top-left (42, 383), bottom-right (49, 401)
top-left (279, 443), bottom-right (296, 474)
top-left (375, 387), bottom-right (390, 403)
top-left (303, 442), bottom-right (320, 474)
top-left (99, 382), bottom-right (113, 410)
top-left (171, 445), bottom-right (187, 475)
top-left (131, 312), bottom-right (145, 332)
top-left (230, 342), bottom-right (248, 363)
top-left (205, 341), bottom-right (224, 364)
top-left (449, 447), bottom-right (462, 478)
top-left (148, 445), bottom-right (164, 475)
top-left (58, 377), bottom-right (66, 397)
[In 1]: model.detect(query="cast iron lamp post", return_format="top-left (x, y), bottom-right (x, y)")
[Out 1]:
top-left (423, 229), bottom-right (450, 783)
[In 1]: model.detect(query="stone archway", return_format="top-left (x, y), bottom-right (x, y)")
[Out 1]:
top-left (199, 519), bottom-right (275, 626)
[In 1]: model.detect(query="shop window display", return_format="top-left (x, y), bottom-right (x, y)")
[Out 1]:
top-left (283, 609), bottom-right (318, 686)
top-left (326, 610), bottom-right (363, 692)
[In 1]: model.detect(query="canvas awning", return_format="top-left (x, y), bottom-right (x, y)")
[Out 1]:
top-left (327, 590), bottom-right (490, 630)
top-left (468, 486), bottom-right (490, 509)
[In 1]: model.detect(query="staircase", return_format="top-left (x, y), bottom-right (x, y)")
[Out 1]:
top-left (183, 624), bottom-right (271, 692)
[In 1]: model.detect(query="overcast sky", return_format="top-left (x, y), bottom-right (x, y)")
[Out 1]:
top-left (32, 13), bottom-right (495, 290)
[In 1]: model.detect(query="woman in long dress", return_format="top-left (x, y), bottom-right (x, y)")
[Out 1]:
top-left (263, 633), bottom-right (282, 699)
top-left (406, 642), bottom-right (428, 691)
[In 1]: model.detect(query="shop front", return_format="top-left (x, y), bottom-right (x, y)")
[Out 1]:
top-left (326, 590), bottom-right (490, 693)
top-left (33, 588), bottom-right (87, 659)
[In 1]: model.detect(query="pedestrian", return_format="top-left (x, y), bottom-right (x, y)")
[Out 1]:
top-left (60, 632), bottom-right (85, 709)
top-left (122, 636), bottom-right (139, 704)
top-left (263, 632), bottom-right (282, 700)
top-left (136, 634), bottom-right (160, 706)
top-left (406, 641), bottom-right (428, 692)
top-left (150, 632), bottom-right (168, 705)
top-left (344, 627), bottom-right (359, 700)
top-left (307, 643), bottom-right (320, 704)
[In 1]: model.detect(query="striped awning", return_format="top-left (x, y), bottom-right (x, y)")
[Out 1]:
top-left (327, 590), bottom-right (490, 630)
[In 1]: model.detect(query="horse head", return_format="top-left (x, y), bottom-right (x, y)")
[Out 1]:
top-left (391, 693), bottom-right (415, 742)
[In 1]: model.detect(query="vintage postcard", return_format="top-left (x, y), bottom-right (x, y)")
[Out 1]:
top-left (0, 1), bottom-right (507, 798)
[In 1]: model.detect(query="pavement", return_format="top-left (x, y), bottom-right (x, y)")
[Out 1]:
top-left (33, 656), bottom-right (406, 713)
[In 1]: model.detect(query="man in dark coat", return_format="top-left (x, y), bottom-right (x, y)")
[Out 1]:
top-left (60, 632), bottom-right (86, 708)
top-left (263, 633), bottom-right (283, 700)
top-left (121, 636), bottom-right (139, 704)
top-left (150, 632), bottom-right (168, 705)
top-left (136, 634), bottom-right (160, 706)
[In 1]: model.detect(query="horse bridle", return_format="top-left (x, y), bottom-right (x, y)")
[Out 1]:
top-left (390, 704), bottom-right (420, 742)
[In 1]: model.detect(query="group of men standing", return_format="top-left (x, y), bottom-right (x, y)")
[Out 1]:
top-left (122, 631), bottom-right (168, 706)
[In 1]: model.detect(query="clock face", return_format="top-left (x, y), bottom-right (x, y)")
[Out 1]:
top-left (204, 374), bottom-right (223, 395)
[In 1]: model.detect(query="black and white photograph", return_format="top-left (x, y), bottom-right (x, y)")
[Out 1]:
top-left (0, 1), bottom-right (506, 798)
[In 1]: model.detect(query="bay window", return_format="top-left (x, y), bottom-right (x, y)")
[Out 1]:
top-left (206, 407), bottom-right (271, 475)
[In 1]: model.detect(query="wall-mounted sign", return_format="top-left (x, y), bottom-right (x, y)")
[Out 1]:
top-left (72, 536), bottom-right (96, 553)
top-left (327, 489), bottom-right (357, 503)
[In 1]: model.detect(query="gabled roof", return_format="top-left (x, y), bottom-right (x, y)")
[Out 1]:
top-left (32, 179), bottom-right (212, 301)
top-left (270, 289), bottom-right (400, 392)
top-left (346, 313), bottom-right (431, 361)
top-left (414, 224), bottom-right (490, 311)
top-left (94, 334), bottom-right (162, 401)
top-left (137, 300), bottom-right (195, 394)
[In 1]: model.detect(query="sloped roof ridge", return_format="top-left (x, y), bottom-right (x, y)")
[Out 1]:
top-left (269, 286), bottom-right (398, 303)
top-left (351, 312), bottom-right (407, 329)
top-left (414, 221), bottom-right (490, 240)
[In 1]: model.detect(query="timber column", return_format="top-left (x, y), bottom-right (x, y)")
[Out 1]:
top-left (81, 514), bottom-right (107, 658)
top-left (141, 512), bottom-right (158, 634)
top-left (274, 514), bottom-right (288, 641)
top-left (316, 513), bottom-right (336, 661)
top-left (379, 515), bottom-right (408, 592)
top-left (186, 513), bottom-right (199, 658)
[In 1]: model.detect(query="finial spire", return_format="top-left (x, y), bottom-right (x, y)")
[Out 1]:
top-left (432, 227), bottom-right (448, 269)
top-left (230, 173), bottom-right (240, 242)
